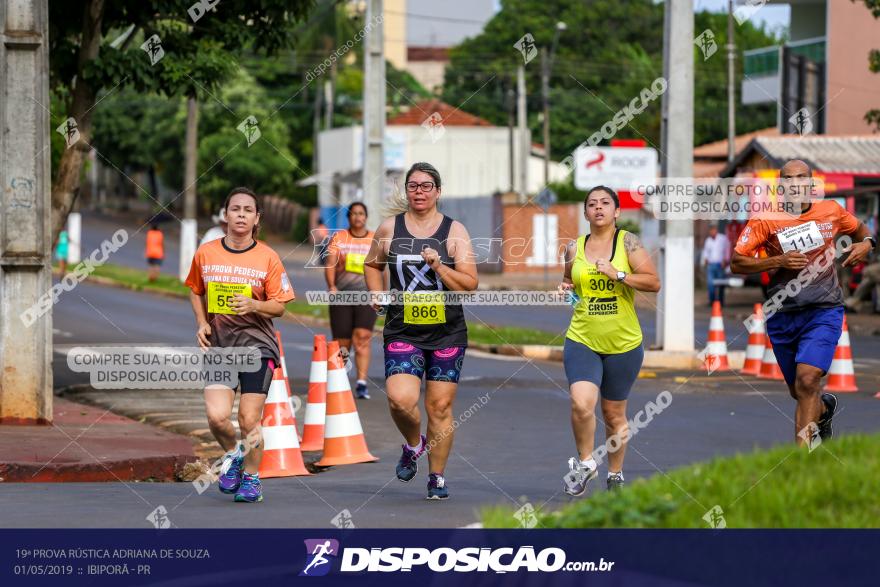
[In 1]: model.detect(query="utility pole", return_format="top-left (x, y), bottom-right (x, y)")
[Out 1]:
top-left (727, 0), bottom-right (736, 163)
top-left (541, 22), bottom-right (566, 188)
top-left (362, 0), bottom-right (385, 231)
top-left (516, 64), bottom-right (528, 202)
top-left (1, 0), bottom-right (52, 423)
top-left (658, 0), bottom-right (695, 353)
top-left (324, 77), bottom-right (334, 129)
top-left (507, 85), bottom-right (515, 193)
top-left (540, 22), bottom-right (566, 287)
top-left (180, 96), bottom-right (199, 282)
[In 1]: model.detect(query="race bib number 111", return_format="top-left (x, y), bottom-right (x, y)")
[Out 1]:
top-left (207, 282), bottom-right (252, 315)
top-left (777, 221), bottom-right (824, 254)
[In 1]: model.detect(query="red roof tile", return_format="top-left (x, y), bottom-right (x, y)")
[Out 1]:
top-left (387, 99), bottom-right (494, 127)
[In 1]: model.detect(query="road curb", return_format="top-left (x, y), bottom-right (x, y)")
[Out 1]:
top-left (1, 395), bottom-right (197, 483)
top-left (0, 455), bottom-right (194, 483)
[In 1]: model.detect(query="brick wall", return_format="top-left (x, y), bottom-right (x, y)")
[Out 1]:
top-left (501, 203), bottom-right (582, 274)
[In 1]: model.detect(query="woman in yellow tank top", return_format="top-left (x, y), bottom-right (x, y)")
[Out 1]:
top-left (558, 186), bottom-right (661, 496)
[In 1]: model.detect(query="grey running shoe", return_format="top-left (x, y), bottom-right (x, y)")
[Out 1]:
top-left (563, 457), bottom-right (598, 497)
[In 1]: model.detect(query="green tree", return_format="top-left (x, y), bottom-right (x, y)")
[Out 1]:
top-left (49, 0), bottom-right (314, 244)
top-left (855, 0), bottom-right (880, 129)
top-left (442, 0), bottom-right (778, 160)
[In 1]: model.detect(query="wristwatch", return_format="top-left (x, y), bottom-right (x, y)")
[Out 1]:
top-left (616, 271), bottom-right (627, 282)
top-left (863, 236), bottom-right (877, 248)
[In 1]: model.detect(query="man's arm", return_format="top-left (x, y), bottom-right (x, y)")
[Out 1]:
top-left (730, 250), bottom-right (808, 273)
top-left (842, 222), bottom-right (875, 268)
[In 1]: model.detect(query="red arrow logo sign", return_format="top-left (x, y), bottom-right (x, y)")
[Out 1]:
top-left (585, 151), bottom-right (605, 170)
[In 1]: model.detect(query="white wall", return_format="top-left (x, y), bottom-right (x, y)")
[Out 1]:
top-left (317, 124), bottom-right (567, 205)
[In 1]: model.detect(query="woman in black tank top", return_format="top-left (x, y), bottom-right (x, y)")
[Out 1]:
top-left (363, 162), bottom-right (478, 500)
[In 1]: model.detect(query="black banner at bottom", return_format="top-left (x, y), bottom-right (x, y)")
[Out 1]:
top-left (1, 529), bottom-right (876, 586)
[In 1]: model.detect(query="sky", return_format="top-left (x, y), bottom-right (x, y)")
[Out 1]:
top-left (694, 0), bottom-right (791, 36)
top-left (407, 1), bottom-right (793, 48)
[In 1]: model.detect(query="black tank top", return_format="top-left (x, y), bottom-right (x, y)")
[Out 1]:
top-left (383, 213), bottom-right (468, 349)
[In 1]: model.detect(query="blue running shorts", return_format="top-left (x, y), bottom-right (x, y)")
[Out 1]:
top-left (765, 306), bottom-right (843, 386)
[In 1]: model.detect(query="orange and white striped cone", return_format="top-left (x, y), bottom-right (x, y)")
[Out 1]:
top-left (757, 337), bottom-right (784, 381)
top-left (275, 330), bottom-right (289, 379)
top-left (741, 303), bottom-right (766, 376)
top-left (300, 335), bottom-right (328, 452)
top-left (824, 316), bottom-right (858, 393)
top-left (258, 367), bottom-right (311, 477)
top-left (315, 341), bottom-right (378, 467)
top-left (274, 330), bottom-right (297, 416)
top-left (701, 301), bottom-right (731, 372)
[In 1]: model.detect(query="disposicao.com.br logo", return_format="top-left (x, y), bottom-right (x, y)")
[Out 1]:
top-left (300, 540), bottom-right (614, 575)
top-left (300, 539), bottom-right (340, 577)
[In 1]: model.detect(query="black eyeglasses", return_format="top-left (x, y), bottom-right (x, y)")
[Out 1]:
top-left (405, 181), bottom-right (435, 192)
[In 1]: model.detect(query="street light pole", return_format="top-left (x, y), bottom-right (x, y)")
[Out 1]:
top-left (541, 22), bottom-right (566, 288)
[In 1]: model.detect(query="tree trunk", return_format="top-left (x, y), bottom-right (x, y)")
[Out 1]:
top-left (50, 0), bottom-right (105, 247)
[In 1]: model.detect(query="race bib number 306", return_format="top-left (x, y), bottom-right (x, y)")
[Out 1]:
top-left (207, 282), bottom-right (252, 314)
top-left (403, 292), bottom-right (446, 325)
top-left (777, 221), bottom-right (824, 254)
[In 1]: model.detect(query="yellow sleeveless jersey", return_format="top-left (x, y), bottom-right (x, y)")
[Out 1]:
top-left (565, 229), bottom-right (643, 354)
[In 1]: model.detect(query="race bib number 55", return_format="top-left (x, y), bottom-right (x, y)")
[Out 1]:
top-left (403, 292), bottom-right (446, 325)
top-left (207, 282), bottom-right (252, 315)
top-left (777, 221), bottom-right (824, 254)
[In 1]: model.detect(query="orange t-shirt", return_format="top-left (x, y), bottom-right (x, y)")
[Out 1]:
top-left (145, 229), bottom-right (164, 260)
top-left (326, 229), bottom-right (374, 291)
top-left (734, 200), bottom-right (860, 310)
top-left (185, 238), bottom-right (295, 362)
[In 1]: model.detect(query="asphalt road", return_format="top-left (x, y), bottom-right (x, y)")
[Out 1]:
top-left (4, 280), bottom-right (880, 529)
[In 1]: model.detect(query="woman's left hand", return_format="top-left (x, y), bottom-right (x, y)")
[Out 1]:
top-left (421, 247), bottom-right (442, 269)
top-left (230, 294), bottom-right (258, 315)
top-left (594, 259), bottom-right (618, 280)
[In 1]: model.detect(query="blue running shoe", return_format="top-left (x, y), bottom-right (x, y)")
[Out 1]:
top-left (234, 472), bottom-right (263, 503)
top-left (218, 451), bottom-right (244, 494)
top-left (396, 434), bottom-right (426, 482)
top-left (426, 473), bottom-right (449, 500)
top-left (355, 381), bottom-right (370, 399)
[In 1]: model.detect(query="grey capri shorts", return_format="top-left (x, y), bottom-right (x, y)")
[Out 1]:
top-left (562, 338), bottom-right (644, 401)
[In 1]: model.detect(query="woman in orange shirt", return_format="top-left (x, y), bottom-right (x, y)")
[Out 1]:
top-left (325, 202), bottom-right (377, 399)
top-left (185, 187), bottom-right (295, 503)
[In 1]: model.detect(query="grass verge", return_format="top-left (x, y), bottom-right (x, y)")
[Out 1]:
top-left (483, 433), bottom-right (880, 528)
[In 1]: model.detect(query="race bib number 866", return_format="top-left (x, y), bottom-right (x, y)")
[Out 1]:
top-left (403, 292), bottom-right (446, 325)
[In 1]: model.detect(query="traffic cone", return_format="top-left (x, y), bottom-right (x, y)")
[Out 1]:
top-left (757, 337), bottom-right (784, 381)
top-left (275, 330), bottom-right (289, 379)
top-left (824, 316), bottom-right (858, 393)
top-left (315, 341), bottom-right (378, 466)
top-left (741, 303), bottom-right (766, 376)
top-left (258, 367), bottom-right (311, 477)
top-left (275, 330), bottom-right (297, 416)
top-left (300, 335), bottom-right (328, 452)
top-left (702, 301), bottom-right (731, 372)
